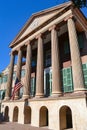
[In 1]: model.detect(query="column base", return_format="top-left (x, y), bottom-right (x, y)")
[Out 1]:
top-left (74, 88), bottom-right (86, 93)
top-left (51, 91), bottom-right (62, 97)
top-left (35, 93), bottom-right (44, 98)
top-left (14, 96), bottom-right (19, 100)
top-left (22, 95), bottom-right (29, 100)
top-left (4, 97), bottom-right (10, 101)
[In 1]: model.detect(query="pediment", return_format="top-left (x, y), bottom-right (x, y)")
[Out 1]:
top-left (10, 1), bottom-right (73, 47)
top-left (18, 9), bottom-right (64, 40)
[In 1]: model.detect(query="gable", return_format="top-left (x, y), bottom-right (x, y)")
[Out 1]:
top-left (18, 8), bottom-right (65, 41)
top-left (10, 1), bottom-right (73, 47)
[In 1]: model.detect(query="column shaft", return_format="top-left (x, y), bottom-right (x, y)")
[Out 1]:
top-left (23, 42), bottom-right (32, 99)
top-left (35, 34), bottom-right (44, 97)
top-left (51, 26), bottom-right (61, 96)
top-left (14, 49), bottom-right (22, 99)
top-left (67, 18), bottom-right (84, 91)
top-left (5, 52), bottom-right (14, 100)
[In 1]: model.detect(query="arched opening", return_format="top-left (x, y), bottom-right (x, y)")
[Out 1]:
top-left (24, 106), bottom-right (31, 124)
top-left (39, 106), bottom-right (48, 127)
top-left (13, 106), bottom-right (19, 122)
top-left (4, 106), bottom-right (9, 121)
top-left (59, 105), bottom-right (73, 130)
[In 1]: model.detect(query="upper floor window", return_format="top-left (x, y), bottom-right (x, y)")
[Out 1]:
top-left (13, 72), bottom-right (16, 80)
top-left (21, 69), bottom-right (25, 77)
top-left (32, 56), bottom-right (36, 67)
top-left (2, 75), bottom-right (8, 83)
top-left (64, 40), bottom-right (70, 54)
top-left (45, 50), bottom-right (51, 67)
top-left (77, 32), bottom-right (84, 49)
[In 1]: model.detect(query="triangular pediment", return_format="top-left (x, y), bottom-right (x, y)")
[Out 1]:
top-left (19, 10), bottom-right (63, 40)
top-left (10, 1), bottom-right (73, 47)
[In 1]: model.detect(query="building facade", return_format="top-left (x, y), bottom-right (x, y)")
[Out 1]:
top-left (1, 1), bottom-right (87, 130)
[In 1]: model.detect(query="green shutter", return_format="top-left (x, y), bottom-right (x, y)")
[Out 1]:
top-left (0, 90), bottom-right (5, 100)
top-left (62, 67), bottom-right (73, 93)
top-left (49, 72), bottom-right (52, 95)
top-left (45, 71), bottom-right (52, 97)
top-left (82, 63), bottom-right (87, 88)
top-left (31, 77), bottom-right (36, 96)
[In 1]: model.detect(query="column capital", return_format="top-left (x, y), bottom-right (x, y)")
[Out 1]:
top-left (64, 14), bottom-right (74, 21)
top-left (35, 33), bottom-right (42, 39)
top-left (49, 24), bottom-right (59, 31)
top-left (16, 46), bottom-right (22, 52)
top-left (25, 40), bottom-right (31, 46)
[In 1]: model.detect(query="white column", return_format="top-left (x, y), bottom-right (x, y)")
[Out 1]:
top-left (35, 34), bottom-right (44, 97)
top-left (23, 41), bottom-right (32, 99)
top-left (50, 25), bottom-right (62, 96)
top-left (5, 52), bottom-right (15, 100)
top-left (67, 17), bottom-right (85, 91)
top-left (14, 48), bottom-right (22, 100)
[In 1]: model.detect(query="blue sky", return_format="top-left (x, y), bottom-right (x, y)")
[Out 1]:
top-left (0, 0), bottom-right (87, 72)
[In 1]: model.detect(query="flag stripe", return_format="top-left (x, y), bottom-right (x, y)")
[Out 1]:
top-left (14, 83), bottom-right (23, 92)
top-left (11, 78), bottom-right (23, 100)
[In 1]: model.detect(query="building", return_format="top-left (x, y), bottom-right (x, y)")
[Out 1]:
top-left (0, 65), bottom-right (25, 101)
top-left (1, 1), bottom-right (87, 130)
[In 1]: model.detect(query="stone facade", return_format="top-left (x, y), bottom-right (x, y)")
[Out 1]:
top-left (0, 1), bottom-right (87, 130)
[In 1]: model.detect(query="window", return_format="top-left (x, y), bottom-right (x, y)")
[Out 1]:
top-left (64, 40), bottom-right (70, 54)
top-left (19, 87), bottom-right (23, 98)
top-left (78, 33), bottom-right (84, 49)
top-left (45, 50), bottom-right (51, 67)
top-left (61, 67), bottom-right (73, 93)
top-left (32, 57), bottom-right (36, 67)
top-left (82, 63), bottom-right (87, 88)
top-left (3, 75), bottom-right (8, 83)
top-left (30, 77), bottom-right (36, 96)
top-left (44, 69), bottom-right (52, 97)
top-left (0, 90), bottom-right (5, 100)
top-left (21, 69), bottom-right (25, 77)
top-left (13, 72), bottom-right (16, 80)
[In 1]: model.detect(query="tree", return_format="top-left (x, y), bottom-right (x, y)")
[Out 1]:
top-left (71, 0), bottom-right (87, 8)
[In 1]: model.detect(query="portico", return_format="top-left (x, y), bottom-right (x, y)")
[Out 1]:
top-left (5, 17), bottom-right (86, 100)
top-left (1, 1), bottom-right (87, 130)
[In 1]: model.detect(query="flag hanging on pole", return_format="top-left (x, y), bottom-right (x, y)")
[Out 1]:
top-left (11, 78), bottom-right (23, 100)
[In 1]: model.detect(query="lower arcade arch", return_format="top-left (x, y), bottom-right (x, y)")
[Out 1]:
top-left (39, 106), bottom-right (48, 127)
top-left (59, 105), bottom-right (73, 130)
top-left (13, 106), bottom-right (19, 122)
top-left (4, 106), bottom-right (9, 121)
top-left (24, 106), bottom-right (31, 124)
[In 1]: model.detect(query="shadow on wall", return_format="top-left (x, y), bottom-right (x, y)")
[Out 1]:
top-left (0, 112), bottom-right (8, 123)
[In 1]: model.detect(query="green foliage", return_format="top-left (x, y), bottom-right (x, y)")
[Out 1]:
top-left (71, 0), bottom-right (87, 8)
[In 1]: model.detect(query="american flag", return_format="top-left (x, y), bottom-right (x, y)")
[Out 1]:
top-left (11, 78), bottom-right (23, 100)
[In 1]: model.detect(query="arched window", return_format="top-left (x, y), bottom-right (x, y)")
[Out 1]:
top-left (24, 106), bottom-right (31, 124)
top-left (13, 106), bottom-right (19, 122)
top-left (4, 106), bottom-right (9, 121)
top-left (59, 105), bottom-right (73, 130)
top-left (39, 106), bottom-right (48, 127)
